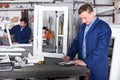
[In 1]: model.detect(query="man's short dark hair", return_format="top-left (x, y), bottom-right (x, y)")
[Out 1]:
top-left (20, 17), bottom-right (28, 24)
top-left (78, 3), bottom-right (93, 14)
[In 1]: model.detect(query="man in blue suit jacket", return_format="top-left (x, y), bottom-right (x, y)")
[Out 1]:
top-left (4, 17), bottom-right (31, 44)
top-left (63, 4), bottom-right (111, 80)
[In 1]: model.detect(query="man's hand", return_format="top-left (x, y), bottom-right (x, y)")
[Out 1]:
top-left (72, 60), bottom-right (87, 66)
top-left (62, 56), bottom-right (71, 62)
top-left (13, 42), bottom-right (18, 45)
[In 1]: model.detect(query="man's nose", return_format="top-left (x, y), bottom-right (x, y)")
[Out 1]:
top-left (82, 19), bottom-right (86, 23)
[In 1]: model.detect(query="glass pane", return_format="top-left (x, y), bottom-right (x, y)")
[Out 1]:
top-left (58, 37), bottom-right (63, 53)
top-left (42, 11), bottom-right (64, 53)
top-left (58, 14), bottom-right (64, 35)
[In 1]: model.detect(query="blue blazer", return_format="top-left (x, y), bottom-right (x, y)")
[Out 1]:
top-left (11, 25), bottom-right (31, 43)
top-left (67, 17), bottom-right (111, 80)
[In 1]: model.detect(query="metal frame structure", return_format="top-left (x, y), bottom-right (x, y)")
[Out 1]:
top-left (109, 24), bottom-right (120, 80)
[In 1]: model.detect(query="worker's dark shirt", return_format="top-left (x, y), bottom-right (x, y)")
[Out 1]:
top-left (5, 25), bottom-right (31, 43)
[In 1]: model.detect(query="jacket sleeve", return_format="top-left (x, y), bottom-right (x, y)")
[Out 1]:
top-left (84, 24), bottom-right (112, 69)
top-left (67, 28), bottom-right (80, 60)
top-left (4, 26), bottom-right (16, 34)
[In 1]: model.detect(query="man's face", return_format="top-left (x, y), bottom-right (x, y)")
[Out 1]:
top-left (20, 21), bottom-right (26, 27)
top-left (79, 11), bottom-right (94, 25)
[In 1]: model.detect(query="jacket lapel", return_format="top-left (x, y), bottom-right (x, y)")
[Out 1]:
top-left (81, 23), bottom-right (86, 33)
top-left (86, 17), bottom-right (100, 36)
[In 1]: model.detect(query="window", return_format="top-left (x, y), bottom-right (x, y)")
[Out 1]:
top-left (33, 6), bottom-right (68, 58)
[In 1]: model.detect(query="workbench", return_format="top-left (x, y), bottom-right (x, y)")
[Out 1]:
top-left (0, 57), bottom-right (89, 79)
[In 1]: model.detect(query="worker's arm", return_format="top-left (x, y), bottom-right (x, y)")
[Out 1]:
top-left (4, 25), bottom-right (16, 34)
top-left (66, 27), bottom-right (81, 60)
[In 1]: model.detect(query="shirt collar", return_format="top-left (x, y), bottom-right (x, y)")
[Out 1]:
top-left (86, 16), bottom-right (97, 28)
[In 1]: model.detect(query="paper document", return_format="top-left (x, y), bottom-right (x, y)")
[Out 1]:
top-left (56, 61), bottom-right (74, 66)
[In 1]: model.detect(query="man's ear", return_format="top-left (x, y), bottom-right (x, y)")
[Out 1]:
top-left (90, 11), bottom-right (94, 15)
top-left (24, 23), bottom-right (27, 26)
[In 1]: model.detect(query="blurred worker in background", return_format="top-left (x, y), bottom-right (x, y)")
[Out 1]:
top-left (4, 17), bottom-right (31, 44)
